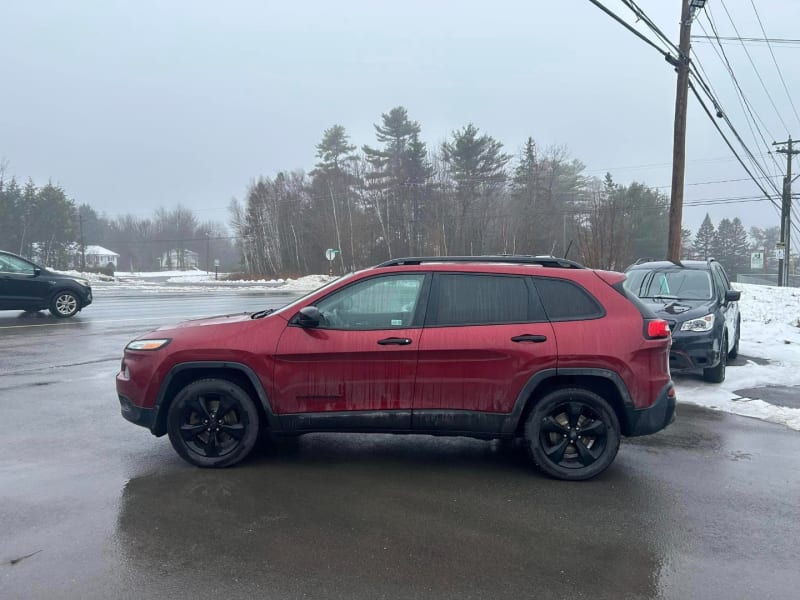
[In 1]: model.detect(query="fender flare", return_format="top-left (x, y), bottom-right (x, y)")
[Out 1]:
top-left (153, 361), bottom-right (281, 435)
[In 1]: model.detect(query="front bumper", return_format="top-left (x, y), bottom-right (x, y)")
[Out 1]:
top-left (119, 394), bottom-right (157, 431)
top-left (624, 382), bottom-right (676, 437)
top-left (668, 331), bottom-right (720, 372)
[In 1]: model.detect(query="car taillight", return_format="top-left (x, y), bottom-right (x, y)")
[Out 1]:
top-left (646, 319), bottom-right (671, 339)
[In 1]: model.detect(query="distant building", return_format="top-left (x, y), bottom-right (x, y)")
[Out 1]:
top-left (68, 244), bottom-right (119, 269)
top-left (160, 249), bottom-right (199, 270)
top-left (82, 245), bottom-right (120, 268)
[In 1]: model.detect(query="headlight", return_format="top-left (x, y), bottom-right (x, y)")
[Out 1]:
top-left (126, 338), bottom-right (171, 351)
top-left (680, 314), bottom-right (714, 332)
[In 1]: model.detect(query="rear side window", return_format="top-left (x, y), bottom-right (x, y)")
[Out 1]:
top-left (533, 278), bottom-right (604, 321)
top-left (427, 273), bottom-right (543, 326)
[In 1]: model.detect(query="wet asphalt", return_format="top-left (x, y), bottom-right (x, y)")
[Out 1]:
top-left (1, 288), bottom-right (799, 600)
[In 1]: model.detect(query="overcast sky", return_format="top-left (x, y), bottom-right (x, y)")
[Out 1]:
top-left (2, 0), bottom-right (800, 234)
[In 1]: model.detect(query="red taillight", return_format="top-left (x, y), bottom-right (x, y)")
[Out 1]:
top-left (647, 319), bottom-right (671, 339)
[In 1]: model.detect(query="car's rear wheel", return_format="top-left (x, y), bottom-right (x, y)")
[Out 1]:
top-left (523, 388), bottom-right (620, 481)
top-left (167, 378), bottom-right (260, 468)
top-left (49, 291), bottom-right (80, 318)
top-left (704, 333), bottom-right (727, 383)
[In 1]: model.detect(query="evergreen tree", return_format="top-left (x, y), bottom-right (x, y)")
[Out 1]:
top-left (693, 214), bottom-right (715, 259)
top-left (441, 123), bottom-right (511, 254)
top-left (312, 125), bottom-right (358, 271)
top-left (712, 218), bottom-right (735, 273)
top-left (729, 217), bottom-right (749, 275)
top-left (362, 107), bottom-right (431, 258)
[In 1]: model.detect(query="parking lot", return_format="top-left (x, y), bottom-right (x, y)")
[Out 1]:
top-left (1, 288), bottom-right (799, 599)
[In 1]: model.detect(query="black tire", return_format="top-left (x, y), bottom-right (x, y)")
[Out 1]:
top-left (704, 334), bottom-right (727, 383)
top-left (523, 388), bottom-right (621, 481)
top-left (728, 316), bottom-right (740, 359)
top-left (49, 291), bottom-right (80, 318)
top-left (167, 378), bottom-right (260, 468)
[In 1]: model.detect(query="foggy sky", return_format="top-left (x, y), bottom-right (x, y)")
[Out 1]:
top-left (2, 0), bottom-right (800, 234)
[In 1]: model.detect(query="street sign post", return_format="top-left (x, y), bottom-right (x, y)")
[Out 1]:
top-left (325, 249), bottom-right (340, 276)
top-left (213, 259), bottom-right (220, 280)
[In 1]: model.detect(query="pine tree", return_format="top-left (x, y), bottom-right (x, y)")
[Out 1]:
top-left (361, 107), bottom-right (431, 258)
top-left (693, 214), bottom-right (715, 259)
top-left (441, 123), bottom-right (511, 254)
top-left (712, 218), bottom-right (735, 273)
top-left (730, 217), bottom-right (750, 276)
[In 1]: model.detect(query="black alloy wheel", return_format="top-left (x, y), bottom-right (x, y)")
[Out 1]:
top-left (524, 388), bottom-right (620, 481)
top-left (167, 378), bottom-right (260, 468)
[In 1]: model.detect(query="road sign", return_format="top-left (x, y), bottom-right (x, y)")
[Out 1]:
top-left (750, 252), bottom-right (763, 270)
top-left (213, 259), bottom-right (220, 267)
top-left (325, 248), bottom-right (339, 261)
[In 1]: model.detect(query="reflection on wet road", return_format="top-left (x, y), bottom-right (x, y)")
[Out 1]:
top-left (1, 290), bottom-right (799, 599)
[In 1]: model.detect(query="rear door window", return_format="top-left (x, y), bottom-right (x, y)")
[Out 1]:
top-left (533, 278), bottom-right (604, 321)
top-left (427, 273), bottom-right (544, 326)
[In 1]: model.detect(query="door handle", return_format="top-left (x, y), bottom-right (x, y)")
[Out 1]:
top-left (511, 334), bottom-right (548, 343)
top-left (377, 337), bottom-right (412, 346)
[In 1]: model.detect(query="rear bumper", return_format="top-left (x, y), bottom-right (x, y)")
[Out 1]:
top-left (119, 395), bottom-right (157, 432)
top-left (624, 382), bottom-right (676, 437)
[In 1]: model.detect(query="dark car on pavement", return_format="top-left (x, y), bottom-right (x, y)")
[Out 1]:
top-left (0, 250), bottom-right (93, 318)
top-left (624, 259), bottom-right (740, 383)
top-left (117, 255), bottom-right (676, 481)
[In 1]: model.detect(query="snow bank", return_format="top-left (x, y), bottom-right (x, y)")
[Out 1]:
top-left (676, 283), bottom-right (800, 431)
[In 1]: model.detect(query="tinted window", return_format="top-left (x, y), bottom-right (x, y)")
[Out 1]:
top-left (314, 274), bottom-right (425, 330)
top-left (0, 254), bottom-right (35, 275)
top-left (534, 278), bottom-right (603, 321)
top-left (428, 274), bottom-right (539, 326)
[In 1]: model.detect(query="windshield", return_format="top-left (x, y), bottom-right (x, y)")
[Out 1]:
top-left (624, 269), bottom-right (713, 301)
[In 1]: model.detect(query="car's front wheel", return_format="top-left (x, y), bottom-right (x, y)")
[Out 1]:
top-left (704, 333), bottom-right (727, 383)
top-left (523, 388), bottom-right (621, 481)
top-left (49, 291), bottom-right (80, 318)
top-left (167, 378), bottom-right (260, 468)
top-left (728, 316), bottom-right (740, 359)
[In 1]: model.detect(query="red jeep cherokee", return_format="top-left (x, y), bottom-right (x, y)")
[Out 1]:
top-left (117, 256), bottom-right (675, 481)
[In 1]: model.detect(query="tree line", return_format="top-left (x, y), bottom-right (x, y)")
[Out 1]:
top-left (1, 107), bottom-right (785, 278)
top-left (230, 106), bottom-right (675, 276)
top-left (1, 166), bottom-right (235, 271)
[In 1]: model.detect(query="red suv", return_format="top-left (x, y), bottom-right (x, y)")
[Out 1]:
top-left (117, 256), bottom-right (675, 480)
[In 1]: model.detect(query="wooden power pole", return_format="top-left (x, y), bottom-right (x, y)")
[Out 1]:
top-left (774, 137), bottom-right (799, 286)
top-left (667, 0), bottom-right (695, 262)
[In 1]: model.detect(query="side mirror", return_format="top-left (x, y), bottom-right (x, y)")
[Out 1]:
top-left (725, 290), bottom-right (741, 302)
top-left (33, 267), bottom-right (41, 276)
top-left (296, 306), bottom-right (321, 328)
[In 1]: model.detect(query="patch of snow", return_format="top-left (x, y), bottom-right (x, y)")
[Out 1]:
top-left (676, 283), bottom-right (800, 431)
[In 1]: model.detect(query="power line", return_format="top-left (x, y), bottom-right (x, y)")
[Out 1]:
top-left (692, 35), bottom-right (800, 47)
top-left (688, 79), bottom-right (783, 213)
top-left (586, 0), bottom-right (676, 59)
top-left (696, 16), bottom-right (780, 161)
top-left (748, 0), bottom-right (800, 129)
top-left (619, 0), bottom-right (679, 54)
top-left (714, 0), bottom-right (791, 134)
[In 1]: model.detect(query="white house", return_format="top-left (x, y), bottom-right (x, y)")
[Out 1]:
top-left (69, 244), bottom-right (119, 268)
top-left (160, 249), bottom-right (199, 270)
top-left (84, 245), bottom-right (120, 267)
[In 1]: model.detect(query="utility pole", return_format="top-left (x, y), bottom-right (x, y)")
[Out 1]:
top-left (667, 0), bottom-right (705, 261)
top-left (774, 137), bottom-right (799, 286)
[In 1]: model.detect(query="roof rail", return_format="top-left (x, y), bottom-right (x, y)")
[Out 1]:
top-left (376, 255), bottom-right (586, 269)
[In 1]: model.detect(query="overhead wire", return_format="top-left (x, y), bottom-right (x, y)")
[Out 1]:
top-left (714, 0), bottom-right (791, 134)
top-left (748, 0), bottom-right (800, 130)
